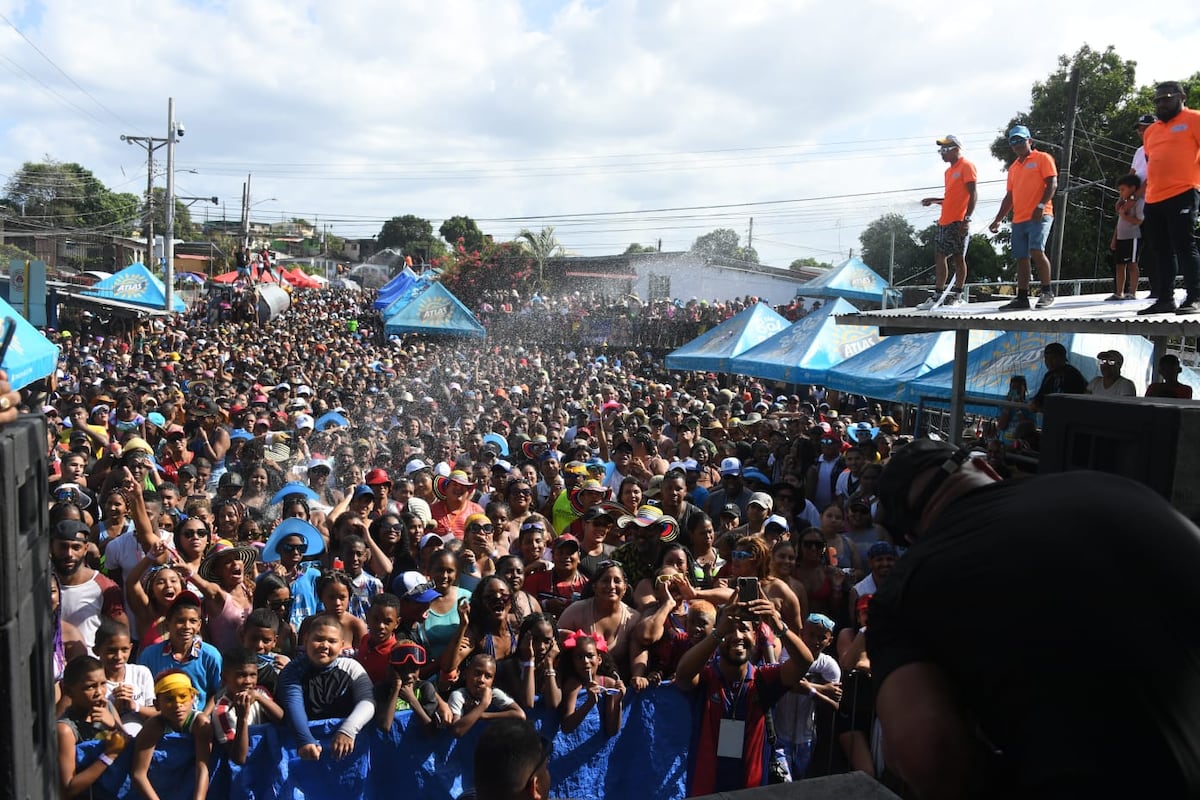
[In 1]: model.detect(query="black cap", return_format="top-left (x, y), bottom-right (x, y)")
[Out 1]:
top-left (582, 505), bottom-right (615, 523)
top-left (219, 471), bottom-right (244, 488)
top-left (52, 519), bottom-right (91, 542)
top-left (877, 437), bottom-right (966, 544)
top-left (1137, 113), bottom-right (1156, 127)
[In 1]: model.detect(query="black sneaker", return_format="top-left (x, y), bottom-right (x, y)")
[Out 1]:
top-left (999, 295), bottom-right (1031, 311)
top-left (1177, 296), bottom-right (1200, 315)
top-left (1138, 298), bottom-right (1177, 315)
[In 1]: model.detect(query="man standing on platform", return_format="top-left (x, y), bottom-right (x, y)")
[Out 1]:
top-left (990, 126), bottom-right (1058, 310)
top-left (919, 135), bottom-right (977, 309)
top-left (1138, 81), bottom-right (1200, 315)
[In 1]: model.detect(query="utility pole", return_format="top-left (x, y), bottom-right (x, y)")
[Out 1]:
top-left (165, 97), bottom-right (179, 313)
top-left (241, 173), bottom-right (252, 249)
top-left (1049, 64), bottom-right (1080, 284)
top-left (887, 230), bottom-right (896, 310)
top-left (747, 217), bottom-right (754, 253)
top-left (120, 126), bottom-right (169, 273)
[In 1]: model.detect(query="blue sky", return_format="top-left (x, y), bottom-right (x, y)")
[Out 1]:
top-left (1, 0), bottom-right (1198, 271)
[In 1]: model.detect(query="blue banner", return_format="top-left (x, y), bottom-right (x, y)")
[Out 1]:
top-left (75, 688), bottom-right (692, 800)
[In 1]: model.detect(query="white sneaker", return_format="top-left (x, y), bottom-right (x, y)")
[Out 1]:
top-left (915, 297), bottom-right (937, 311)
top-left (943, 293), bottom-right (961, 306)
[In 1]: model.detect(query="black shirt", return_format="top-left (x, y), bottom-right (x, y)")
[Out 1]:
top-left (1032, 364), bottom-right (1088, 405)
top-left (869, 472), bottom-right (1200, 797)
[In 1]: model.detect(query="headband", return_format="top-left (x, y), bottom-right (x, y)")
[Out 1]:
top-left (562, 629), bottom-right (608, 653)
top-left (154, 672), bottom-right (197, 697)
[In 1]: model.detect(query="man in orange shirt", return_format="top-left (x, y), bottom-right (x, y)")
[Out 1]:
top-left (989, 125), bottom-right (1058, 309)
top-left (1137, 81), bottom-right (1200, 316)
top-left (919, 135), bottom-right (977, 308)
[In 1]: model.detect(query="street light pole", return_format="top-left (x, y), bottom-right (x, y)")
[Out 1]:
top-left (165, 97), bottom-right (178, 313)
top-left (119, 130), bottom-right (168, 271)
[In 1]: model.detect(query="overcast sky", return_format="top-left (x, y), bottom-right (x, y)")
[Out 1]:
top-left (1, 0), bottom-right (1198, 270)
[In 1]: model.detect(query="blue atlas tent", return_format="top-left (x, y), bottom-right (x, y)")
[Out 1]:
top-left (796, 256), bottom-right (889, 302)
top-left (372, 268), bottom-right (419, 309)
top-left (908, 330), bottom-right (1154, 404)
top-left (728, 297), bottom-right (880, 385)
top-left (384, 282), bottom-right (486, 338)
top-left (823, 328), bottom-right (1002, 403)
top-left (83, 262), bottom-right (187, 312)
top-left (0, 297), bottom-right (59, 390)
top-left (664, 302), bottom-right (789, 373)
top-left (381, 273), bottom-right (436, 318)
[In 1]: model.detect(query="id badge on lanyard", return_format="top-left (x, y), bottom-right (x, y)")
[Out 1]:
top-left (717, 669), bottom-right (750, 758)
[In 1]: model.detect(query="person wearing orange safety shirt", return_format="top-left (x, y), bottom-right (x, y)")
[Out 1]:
top-left (990, 125), bottom-right (1058, 310)
top-left (919, 134), bottom-right (977, 308)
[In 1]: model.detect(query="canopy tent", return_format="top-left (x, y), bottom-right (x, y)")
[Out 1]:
top-left (383, 282), bottom-right (485, 338)
top-left (664, 302), bottom-right (789, 373)
top-left (212, 265), bottom-right (280, 285)
top-left (281, 268), bottom-right (320, 289)
top-left (82, 262), bottom-right (186, 312)
top-left (0, 297), bottom-right (59, 390)
top-left (728, 298), bottom-right (880, 385)
top-left (372, 268), bottom-right (419, 309)
top-left (908, 330), bottom-right (1155, 404)
top-left (796, 257), bottom-right (889, 303)
top-left (824, 329), bottom-right (1003, 403)
top-left (348, 263), bottom-right (391, 289)
top-left (381, 273), bottom-right (436, 318)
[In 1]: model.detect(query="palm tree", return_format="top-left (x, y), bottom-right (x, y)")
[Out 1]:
top-left (516, 226), bottom-right (563, 288)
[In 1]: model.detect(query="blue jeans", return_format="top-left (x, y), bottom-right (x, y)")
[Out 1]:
top-left (778, 738), bottom-right (814, 780)
top-left (1011, 216), bottom-right (1054, 259)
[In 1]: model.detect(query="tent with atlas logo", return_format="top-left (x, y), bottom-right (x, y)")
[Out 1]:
top-left (383, 282), bottom-right (485, 338)
top-left (664, 302), bottom-right (789, 373)
top-left (796, 256), bottom-right (889, 303)
top-left (83, 262), bottom-right (187, 312)
top-left (728, 297), bottom-right (880, 384)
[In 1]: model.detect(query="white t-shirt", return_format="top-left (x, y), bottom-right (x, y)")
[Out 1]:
top-left (773, 652), bottom-right (842, 744)
top-left (1131, 147), bottom-right (1148, 184)
top-left (103, 531), bottom-right (149, 612)
top-left (106, 663), bottom-right (156, 737)
top-left (448, 686), bottom-right (516, 718)
top-left (1087, 376), bottom-right (1136, 397)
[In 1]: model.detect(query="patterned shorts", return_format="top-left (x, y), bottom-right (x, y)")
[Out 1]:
top-left (934, 222), bottom-right (968, 256)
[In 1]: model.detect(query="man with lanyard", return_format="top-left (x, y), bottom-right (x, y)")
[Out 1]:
top-left (1138, 80), bottom-right (1200, 315)
top-left (919, 134), bottom-right (977, 308)
top-left (675, 597), bottom-right (814, 795)
top-left (990, 125), bottom-right (1058, 310)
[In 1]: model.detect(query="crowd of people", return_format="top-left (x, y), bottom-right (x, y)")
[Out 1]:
top-left (28, 280), bottom-right (909, 798)
top-left (15, 250), bottom-right (1198, 798)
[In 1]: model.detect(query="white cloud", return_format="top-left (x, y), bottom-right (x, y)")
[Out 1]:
top-left (1, 0), bottom-right (1198, 270)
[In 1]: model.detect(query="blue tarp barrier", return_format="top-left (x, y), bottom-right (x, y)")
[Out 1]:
top-left (728, 297), bottom-right (879, 385)
top-left (664, 303), bottom-right (789, 373)
top-left (74, 688), bottom-right (692, 800)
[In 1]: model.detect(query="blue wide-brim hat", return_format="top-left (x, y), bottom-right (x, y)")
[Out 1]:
top-left (261, 517), bottom-right (325, 562)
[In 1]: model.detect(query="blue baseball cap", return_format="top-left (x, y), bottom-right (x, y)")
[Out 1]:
top-left (806, 613), bottom-right (835, 631)
top-left (1007, 125), bottom-right (1031, 143)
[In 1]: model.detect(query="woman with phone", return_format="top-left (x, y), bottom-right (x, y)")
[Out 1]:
top-left (728, 536), bottom-right (803, 638)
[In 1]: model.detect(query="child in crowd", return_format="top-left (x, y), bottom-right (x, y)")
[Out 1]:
top-left (356, 593), bottom-right (402, 684)
top-left (1108, 173), bottom-right (1144, 300)
top-left (448, 652), bottom-right (525, 737)
top-left (94, 618), bottom-right (156, 736)
top-left (57, 655), bottom-right (127, 799)
top-left (277, 613), bottom-right (375, 761)
top-left (557, 629), bottom-right (625, 736)
top-left (130, 669), bottom-right (214, 800)
top-left (239, 608), bottom-right (289, 694)
top-left (211, 645), bottom-right (284, 764)
top-left (136, 591), bottom-right (223, 712)
top-left (340, 535), bottom-right (382, 620)
top-left (375, 641), bottom-right (449, 734)
top-left (498, 612), bottom-right (562, 712)
top-left (300, 570), bottom-right (368, 654)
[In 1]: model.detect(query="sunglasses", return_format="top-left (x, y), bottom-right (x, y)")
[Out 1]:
top-left (730, 550), bottom-right (754, 560)
top-left (267, 599), bottom-right (293, 611)
top-left (467, 523), bottom-right (495, 533)
top-left (179, 528), bottom-right (209, 539)
top-left (389, 648), bottom-right (427, 668)
top-left (655, 573), bottom-right (680, 585)
top-left (278, 542), bottom-right (306, 553)
top-left (520, 522), bottom-right (546, 532)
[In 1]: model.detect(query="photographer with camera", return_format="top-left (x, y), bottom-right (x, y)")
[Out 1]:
top-left (675, 594), bottom-right (814, 795)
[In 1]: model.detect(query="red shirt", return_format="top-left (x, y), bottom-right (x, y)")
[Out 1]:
top-left (688, 662), bottom-right (786, 796)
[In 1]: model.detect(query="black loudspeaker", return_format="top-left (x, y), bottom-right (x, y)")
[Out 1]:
top-left (691, 771), bottom-right (901, 799)
top-left (1040, 394), bottom-right (1200, 520)
top-left (0, 416), bottom-right (55, 800)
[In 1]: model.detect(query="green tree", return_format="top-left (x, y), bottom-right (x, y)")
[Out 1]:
top-left (915, 224), bottom-right (1008, 283)
top-left (2, 160), bottom-right (139, 233)
top-left (691, 228), bottom-right (740, 259)
top-left (859, 213), bottom-right (927, 283)
top-left (377, 214), bottom-right (448, 262)
top-left (439, 215), bottom-right (486, 251)
top-left (149, 187), bottom-right (197, 240)
top-left (623, 243), bottom-right (658, 254)
top-left (441, 239), bottom-right (535, 306)
top-left (516, 226), bottom-right (563, 286)
top-left (789, 256), bottom-right (833, 272)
